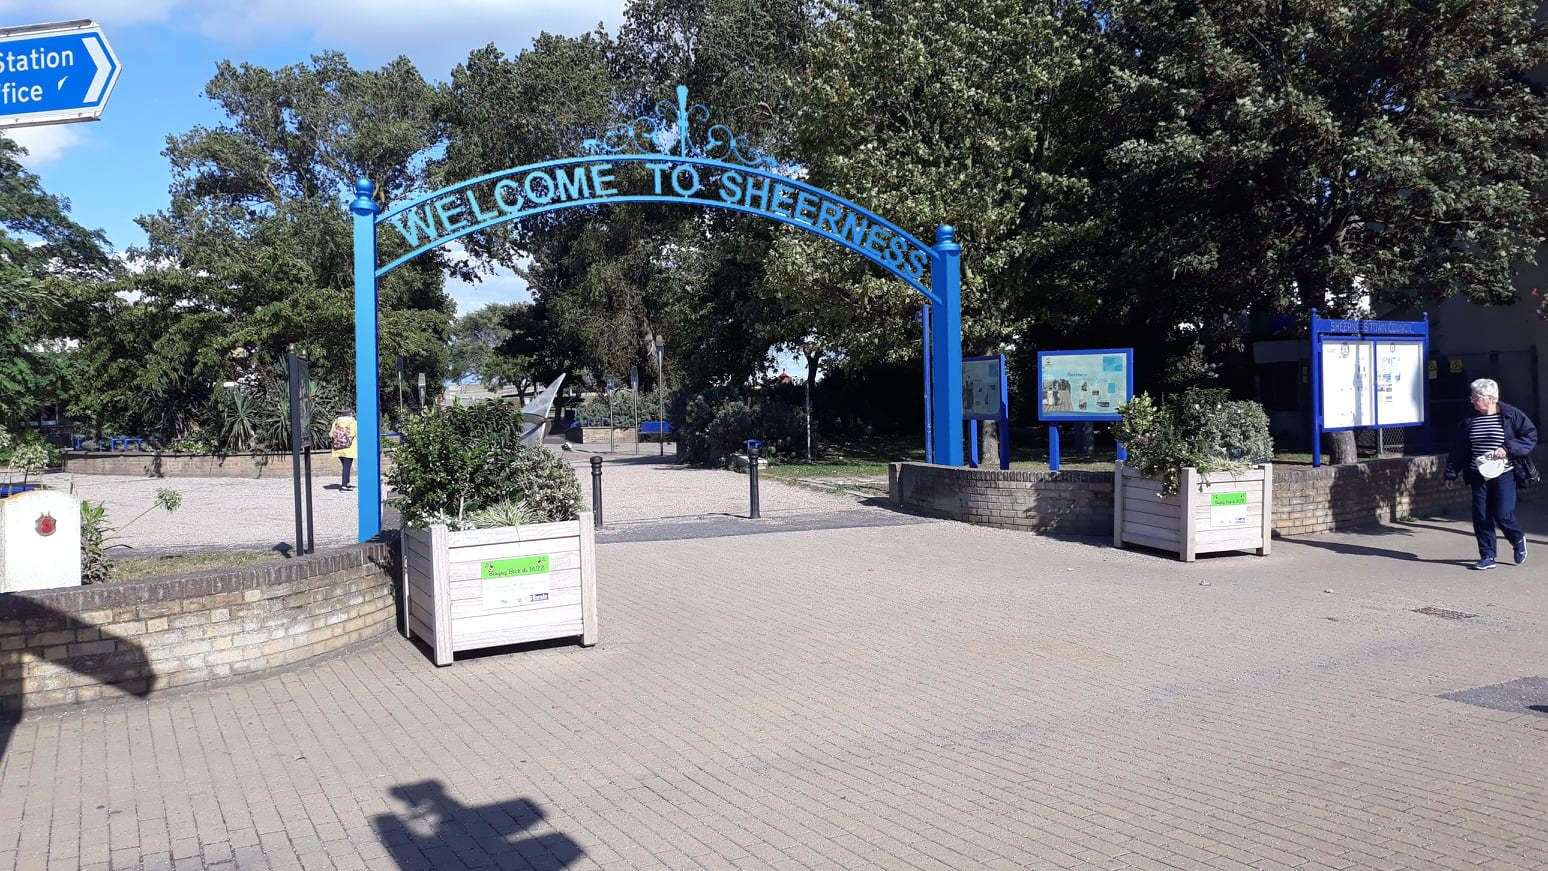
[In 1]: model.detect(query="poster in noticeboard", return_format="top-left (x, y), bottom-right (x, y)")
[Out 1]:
top-left (1037, 350), bottom-right (1132, 421)
top-left (1319, 340), bottom-right (1374, 429)
top-left (962, 357), bottom-right (1004, 419)
top-left (1374, 340), bottom-right (1425, 426)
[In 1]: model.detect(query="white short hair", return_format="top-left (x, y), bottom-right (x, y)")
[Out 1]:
top-left (1469, 378), bottom-right (1500, 401)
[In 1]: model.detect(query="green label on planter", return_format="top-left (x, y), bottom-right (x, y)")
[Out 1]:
top-left (1210, 492), bottom-right (1248, 506)
top-left (481, 555), bottom-right (550, 579)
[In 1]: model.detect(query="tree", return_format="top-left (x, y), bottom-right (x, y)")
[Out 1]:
top-left (82, 53), bottom-right (454, 439)
top-left (0, 136), bottom-right (114, 428)
top-left (1093, 0), bottom-right (1548, 457)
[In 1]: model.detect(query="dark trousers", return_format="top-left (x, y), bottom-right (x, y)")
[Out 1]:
top-left (340, 457), bottom-right (353, 488)
top-left (1472, 473), bottom-right (1525, 559)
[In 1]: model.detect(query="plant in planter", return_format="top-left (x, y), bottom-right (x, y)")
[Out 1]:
top-left (388, 403), bottom-right (594, 665)
top-left (1112, 389), bottom-right (1275, 561)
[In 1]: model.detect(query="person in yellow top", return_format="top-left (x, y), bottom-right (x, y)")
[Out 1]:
top-left (330, 410), bottom-right (359, 491)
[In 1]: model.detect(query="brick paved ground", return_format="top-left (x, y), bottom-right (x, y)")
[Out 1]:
top-left (2, 501), bottom-right (1546, 870)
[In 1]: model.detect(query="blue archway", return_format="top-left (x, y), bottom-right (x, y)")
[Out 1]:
top-left (351, 86), bottom-right (963, 540)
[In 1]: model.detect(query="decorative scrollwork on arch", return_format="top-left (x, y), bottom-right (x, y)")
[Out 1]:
top-left (581, 84), bottom-right (783, 173)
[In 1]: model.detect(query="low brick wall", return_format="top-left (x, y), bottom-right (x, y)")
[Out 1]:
top-left (0, 542), bottom-right (396, 710)
top-left (63, 451), bottom-right (393, 480)
top-left (888, 463), bottom-right (1114, 535)
top-left (892, 453), bottom-right (1543, 540)
top-left (567, 426), bottom-right (637, 446)
top-left (1272, 455), bottom-right (1468, 536)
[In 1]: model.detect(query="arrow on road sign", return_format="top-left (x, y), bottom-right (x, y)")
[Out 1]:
top-left (0, 19), bottom-right (121, 129)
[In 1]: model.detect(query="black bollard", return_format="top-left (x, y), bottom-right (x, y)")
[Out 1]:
top-left (746, 439), bottom-right (761, 520)
top-left (590, 455), bottom-right (604, 528)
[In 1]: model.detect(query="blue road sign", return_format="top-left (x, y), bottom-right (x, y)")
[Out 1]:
top-left (0, 20), bottom-right (121, 129)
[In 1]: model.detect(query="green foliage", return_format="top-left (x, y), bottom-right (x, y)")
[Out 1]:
top-left (576, 390), bottom-right (670, 426)
top-left (388, 403), bottom-right (581, 528)
top-left (78, 489), bottom-right (184, 585)
top-left (677, 391), bottom-right (806, 466)
top-left (0, 430), bottom-right (59, 486)
top-left (80, 500), bottom-right (112, 585)
top-left (1115, 390), bottom-right (1274, 495)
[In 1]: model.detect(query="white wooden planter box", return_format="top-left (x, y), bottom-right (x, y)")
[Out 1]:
top-left (1113, 463), bottom-right (1273, 562)
top-left (402, 516), bottom-right (598, 665)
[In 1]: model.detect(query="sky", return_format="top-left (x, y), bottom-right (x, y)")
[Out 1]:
top-left (4, 0), bottom-right (626, 314)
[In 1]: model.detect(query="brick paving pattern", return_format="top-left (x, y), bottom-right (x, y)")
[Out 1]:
top-left (2, 503), bottom-right (1546, 870)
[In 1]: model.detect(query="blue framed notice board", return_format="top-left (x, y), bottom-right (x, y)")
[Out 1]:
top-left (1037, 348), bottom-right (1134, 469)
top-left (962, 354), bottom-right (1009, 470)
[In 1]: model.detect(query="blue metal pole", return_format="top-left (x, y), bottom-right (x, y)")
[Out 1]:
top-left (1049, 425), bottom-right (1061, 471)
top-left (968, 421), bottom-right (980, 468)
top-left (997, 354), bottom-right (1010, 471)
top-left (352, 178), bottom-right (382, 541)
top-left (921, 305), bottom-right (934, 464)
top-left (1310, 308), bottom-right (1322, 468)
top-left (1116, 441), bottom-right (1128, 463)
top-left (929, 227), bottom-right (964, 466)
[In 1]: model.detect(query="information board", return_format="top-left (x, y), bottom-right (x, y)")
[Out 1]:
top-left (1037, 349), bottom-right (1132, 422)
top-left (1374, 340), bottom-right (1425, 426)
top-left (1319, 340), bottom-right (1374, 429)
top-left (962, 357), bottom-right (1004, 419)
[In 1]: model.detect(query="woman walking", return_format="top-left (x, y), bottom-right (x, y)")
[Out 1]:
top-left (1445, 379), bottom-right (1538, 570)
top-left (330, 409), bottom-right (359, 491)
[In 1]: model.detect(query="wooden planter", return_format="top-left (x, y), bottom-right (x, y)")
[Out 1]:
top-left (1113, 463), bottom-right (1272, 561)
top-left (402, 516), bottom-right (598, 665)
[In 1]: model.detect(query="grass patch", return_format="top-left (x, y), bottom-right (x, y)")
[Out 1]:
top-left (112, 549), bottom-right (283, 581)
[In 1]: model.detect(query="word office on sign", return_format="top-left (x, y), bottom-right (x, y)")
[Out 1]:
top-left (0, 20), bottom-right (121, 128)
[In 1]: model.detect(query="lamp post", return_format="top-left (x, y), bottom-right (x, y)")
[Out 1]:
top-left (655, 337), bottom-right (666, 457)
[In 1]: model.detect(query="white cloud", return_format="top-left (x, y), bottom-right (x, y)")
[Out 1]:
top-left (5, 124), bottom-right (86, 168)
top-left (5, 0), bottom-right (181, 26)
top-left (441, 244), bottom-right (533, 316)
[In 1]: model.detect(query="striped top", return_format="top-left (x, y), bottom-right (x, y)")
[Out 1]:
top-left (1466, 414), bottom-right (1510, 469)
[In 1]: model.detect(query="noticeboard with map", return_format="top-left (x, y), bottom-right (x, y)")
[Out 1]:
top-left (1037, 349), bottom-right (1133, 422)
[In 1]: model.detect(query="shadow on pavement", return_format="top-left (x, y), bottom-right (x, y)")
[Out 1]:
top-left (0, 598), bottom-right (156, 764)
top-left (371, 780), bottom-right (582, 870)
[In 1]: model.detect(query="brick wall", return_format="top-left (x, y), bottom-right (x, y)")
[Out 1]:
top-left (0, 542), bottom-right (396, 710)
top-left (889, 463), bottom-right (1113, 535)
top-left (63, 452), bottom-right (395, 480)
top-left (1272, 454), bottom-right (1467, 536)
top-left (893, 453), bottom-right (1543, 540)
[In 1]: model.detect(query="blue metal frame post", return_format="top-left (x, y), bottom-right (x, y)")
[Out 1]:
top-left (930, 227), bottom-right (964, 467)
top-left (997, 359), bottom-right (1010, 471)
top-left (1049, 426), bottom-right (1061, 471)
top-left (920, 305), bottom-right (934, 464)
top-left (352, 179), bottom-right (382, 541)
top-left (1310, 309), bottom-right (1324, 467)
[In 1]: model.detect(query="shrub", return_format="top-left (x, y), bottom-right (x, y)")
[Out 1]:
top-left (79, 489), bottom-right (183, 584)
top-left (677, 391), bottom-right (806, 466)
top-left (576, 390), bottom-right (670, 427)
top-left (1115, 388), bottom-right (1273, 495)
top-left (388, 403), bottom-right (581, 528)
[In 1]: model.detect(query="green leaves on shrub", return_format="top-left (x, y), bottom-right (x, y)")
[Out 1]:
top-left (388, 403), bottom-right (581, 528)
top-left (676, 390), bottom-right (805, 466)
top-left (1115, 389), bottom-right (1273, 495)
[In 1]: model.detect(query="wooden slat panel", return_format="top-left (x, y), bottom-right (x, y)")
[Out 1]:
top-left (430, 525), bottom-right (453, 666)
top-left (1122, 530), bottom-right (1182, 553)
top-left (452, 619), bottom-right (584, 652)
top-left (447, 538), bottom-right (579, 564)
top-left (450, 589), bottom-right (583, 619)
top-left (448, 569), bottom-right (581, 603)
top-left (1195, 538), bottom-right (1263, 553)
top-left (452, 605), bottom-right (585, 638)
top-left (1196, 531), bottom-right (1265, 548)
top-left (1121, 487), bottom-right (1185, 509)
top-left (1198, 468), bottom-right (1266, 485)
top-left (579, 513), bottom-right (597, 646)
top-left (445, 521), bottom-right (582, 548)
top-left (404, 536), bottom-right (435, 567)
top-left (447, 551), bottom-right (581, 583)
top-left (1123, 503), bottom-right (1180, 524)
top-left (1121, 519), bottom-right (1180, 545)
top-left (407, 612), bottom-right (435, 643)
top-left (409, 597), bottom-right (435, 630)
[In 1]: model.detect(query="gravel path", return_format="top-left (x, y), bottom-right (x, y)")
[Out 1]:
top-left (40, 444), bottom-right (869, 553)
